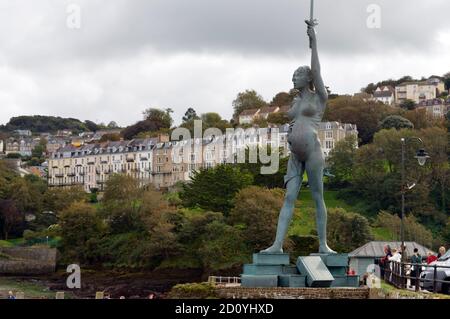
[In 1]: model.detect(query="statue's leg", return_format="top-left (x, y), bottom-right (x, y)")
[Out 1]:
top-left (305, 154), bottom-right (337, 254)
top-left (260, 155), bottom-right (304, 254)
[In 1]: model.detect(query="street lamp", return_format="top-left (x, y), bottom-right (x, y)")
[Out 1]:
top-left (400, 138), bottom-right (429, 263)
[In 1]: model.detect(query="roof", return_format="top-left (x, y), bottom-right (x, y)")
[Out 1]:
top-left (259, 106), bottom-right (279, 114)
top-left (374, 91), bottom-right (394, 98)
top-left (239, 108), bottom-right (260, 116)
top-left (279, 105), bottom-right (291, 113)
top-left (349, 241), bottom-right (434, 258)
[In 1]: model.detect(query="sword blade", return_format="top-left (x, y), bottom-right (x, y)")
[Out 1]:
top-left (310, 0), bottom-right (314, 21)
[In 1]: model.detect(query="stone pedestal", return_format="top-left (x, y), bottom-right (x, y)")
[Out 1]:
top-left (241, 252), bottom-right (359, 288)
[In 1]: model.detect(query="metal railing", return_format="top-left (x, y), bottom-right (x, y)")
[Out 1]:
top-left (208, 276), bottom-right (241, 287)
top-left (383, 260), bottom-right (450, 294)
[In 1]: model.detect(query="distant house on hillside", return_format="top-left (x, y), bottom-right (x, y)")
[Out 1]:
top-left (395, 77), bottom-right (445, 104)
top-left (417, 98), bottom-right (449, 119)
top-left (349, 241), bottom-right (434, 280)
top-left (258, 106), bottom-right (280, 119)
top-left (13, 129), bottom-right (32, 137)
top-left (373, 86), bottom-right (395, 105)
top-left (238, 108), bottom-right (260, 125)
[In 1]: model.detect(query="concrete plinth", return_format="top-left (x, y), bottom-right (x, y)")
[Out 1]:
top-left (241, 275), bottom-right (278, 288)
top-left (253, 253), bottom-right (290, 265)
top-left (279, 275), bottom-right (307, 288)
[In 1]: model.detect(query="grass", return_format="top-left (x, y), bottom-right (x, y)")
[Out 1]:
top-left (0, 240), bottom-right (14, 248)
top-left (288, 189), bottom-right (398, 242)
top-left (0, 278), bottom-right (58, 299)
top-left (372, 227), bottom-right (396, 241)
top-left (378, 281), bottom-right (450, 299)
top-left (289, 189), bottom-right (356, 236)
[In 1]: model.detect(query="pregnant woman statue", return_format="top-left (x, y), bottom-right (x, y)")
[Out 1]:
top-left (261, 21), bottom-right (336, 255)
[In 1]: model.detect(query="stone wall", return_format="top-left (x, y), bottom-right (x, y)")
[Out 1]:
top-left (216, 287), bottom-right (370, 299)
top-left (0, 247), bottom-right (57, 275)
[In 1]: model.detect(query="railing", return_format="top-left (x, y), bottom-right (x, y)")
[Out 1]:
top-left (208, 276), bottom-right (241, 287)
top-left (383, 260), bottom-right (450, 294)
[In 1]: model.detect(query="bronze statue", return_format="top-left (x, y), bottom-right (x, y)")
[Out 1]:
top-left (261, 17), bottom-right (336, 255)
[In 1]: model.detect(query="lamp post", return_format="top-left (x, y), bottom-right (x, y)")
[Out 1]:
top-left (400, 137), bottom-right (430, 262)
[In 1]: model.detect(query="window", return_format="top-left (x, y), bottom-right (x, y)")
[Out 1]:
top-left (326, 131), bottom-right (333, 139)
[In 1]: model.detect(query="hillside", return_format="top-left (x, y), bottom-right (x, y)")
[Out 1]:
top-left (0, 116), bottom-right (103, 134)
top-left (290, 189), bottom-right (394, 242)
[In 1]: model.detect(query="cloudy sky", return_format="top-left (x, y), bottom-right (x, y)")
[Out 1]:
top-left (0, 0), bottom-right (449, 127)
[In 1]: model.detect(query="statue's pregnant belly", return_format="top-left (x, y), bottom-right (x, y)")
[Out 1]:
top-left (288, 121), bottom-right (320, 161)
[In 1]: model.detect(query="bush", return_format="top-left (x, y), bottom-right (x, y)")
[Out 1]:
top-left (229, 186), bottom-right (284, 251)
top-left (287, 235), bottom-right (319, 257)
top-left (327, 208), bottom-right (374, 253)
top-left (375, 211), bottom-right (433, 248)
top-left (180, 165), bottom-right (253, 215)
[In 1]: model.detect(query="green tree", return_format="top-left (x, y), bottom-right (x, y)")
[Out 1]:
top-left (380, 115), bottom-right (414, 130)
top-left (444, 72), bottom-right (450, 91)
top-left (0, 200), bottom-right (22, 240)
top-left (400, 99), bottom-right (417, 111)
top-left (197, 221), bottom-right (249, 271)
top-left (267, 112), bottom-right (289, 125)
top-left (327, 208), bottom-right (373, 252)
top-left (59, 202), bottom-right (105, 264)
top-left (229, 186), bottom-right (284, 251)
top-left (182, 108), bottom-right (199, 122)
top-left (232, 90), bottom-right (268, 120)
top-left (101, 174), bottom-right (143, 233)
top-left (43, 186), bottom-right (87, 213)
top-left (375, 211), bottom-right (433, 248)
top-left (327, 135), bottom-right (358, 187)
top-left (99, 133), bottom-right (121, 142)
top-left (143, 108), bottom-right (173, 129)
top-left (270, 92), bottom-right (293, 107)
top-left (323, 96), bottom-right (394, 144)
top-left (107, 121), bottom-right (119, 129)
top-left (180, 165), bottom-right (253, 215)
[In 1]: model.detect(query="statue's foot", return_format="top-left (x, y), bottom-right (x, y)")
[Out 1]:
top-left (319, 244), bottom-right (337, 254)
top-left (260, 244), bottom-right (283, 254)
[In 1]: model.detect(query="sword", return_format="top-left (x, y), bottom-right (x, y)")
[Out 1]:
top-left (306, 0), bottom-right (318, 49)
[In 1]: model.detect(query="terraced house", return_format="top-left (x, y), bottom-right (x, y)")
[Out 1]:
top-left (48, 122), bottom-right (358, 192)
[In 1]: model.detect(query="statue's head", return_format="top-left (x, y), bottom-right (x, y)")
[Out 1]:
top-left (293, 66), bottom-right (313, 90)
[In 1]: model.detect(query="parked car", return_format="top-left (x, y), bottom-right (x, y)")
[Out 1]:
top-left (420, 250), bottom-right (450, 294)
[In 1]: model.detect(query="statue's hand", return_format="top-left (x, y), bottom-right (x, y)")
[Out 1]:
top-left (306, 24), bottom-right (317, 43)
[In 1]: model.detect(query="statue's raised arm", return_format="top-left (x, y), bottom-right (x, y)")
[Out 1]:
top-left (306, 22), bottom-right (328, 104)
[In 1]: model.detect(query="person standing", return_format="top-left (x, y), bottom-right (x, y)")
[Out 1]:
top-left (410, 248), bottom-right (422, 288)
top-left (437, 246), bottom-right (446, 259)
top-left (426, 252), bottom-right (437, 264)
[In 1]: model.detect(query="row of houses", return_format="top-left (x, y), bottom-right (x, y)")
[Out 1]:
top-left (372, 77), bottom-right (449, 109)
top-left (1, 129), bottom-right (123, 157)
top-left (48, 122), bottom-right (358, 192)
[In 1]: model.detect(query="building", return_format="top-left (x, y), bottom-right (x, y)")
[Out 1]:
top-left (47, 122), bottom-right (358, 192)
top-left (348, 241), bottom-right (434, 280)
top-left (373, 86), bottom-right (395, 105)
top-left (318, 122), bottom-right (359, 157)
top-left (13, 130), bottom-right (32, 137)
top-left (258, 106), bottom-right (280, 120)
top-left (238, 109), bottom-right (260, 125)
top-left (417, 98), bottom-right (450, 119)
top-left (5, 138), bottom-right (35, 157)
top-left (46, 138), bottom-right (68, 155)
top-left (0, 140), bottom-right (4, 154)
top-left (48, 138), bottom-right (158, 192)
top-left (395, 78), bottom-right (446, 104)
